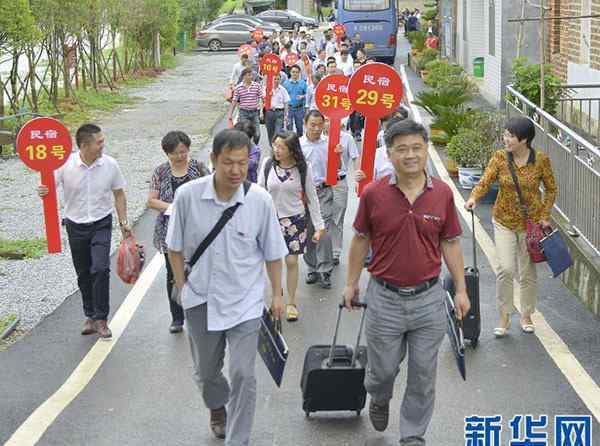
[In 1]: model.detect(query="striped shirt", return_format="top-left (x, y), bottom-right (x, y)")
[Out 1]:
top-left (233, 81), bottom-right (263, 110)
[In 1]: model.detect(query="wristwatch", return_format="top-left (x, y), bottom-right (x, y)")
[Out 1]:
top-left (119, 219), bottom-right (129, 227)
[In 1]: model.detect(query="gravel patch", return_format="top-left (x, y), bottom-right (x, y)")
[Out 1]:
top-left (0, 51), bottom-right (237, 332)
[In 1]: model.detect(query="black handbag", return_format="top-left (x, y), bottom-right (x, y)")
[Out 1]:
top-left (170, 181), bottom-right (251, 305)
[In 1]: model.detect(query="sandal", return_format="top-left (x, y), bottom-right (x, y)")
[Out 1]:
top-left (521, 319), bottom-right (535, 333)
top-left (493, 318), bottom-right (511, 338)
top-left (286, 304), bottom-right (299, 322)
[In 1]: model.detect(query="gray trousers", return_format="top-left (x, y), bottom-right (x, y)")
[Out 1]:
top-left (364, 278), bottom-right (445, 443)
top-left (185, 304), bottom-right (260, 446)
top-left (304, 185), bottom-right (334, 274)
top-left (331, 177), bottom-right (349, 259)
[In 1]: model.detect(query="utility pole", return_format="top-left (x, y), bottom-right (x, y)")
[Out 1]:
top-left (540, 0), bottom-right (546, 109)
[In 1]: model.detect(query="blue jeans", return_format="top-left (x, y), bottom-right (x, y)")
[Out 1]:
top-left (287, 107), bottom-right (305, 137)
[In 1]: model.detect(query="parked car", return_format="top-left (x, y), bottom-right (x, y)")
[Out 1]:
top-left (255, 10), bottom-right (318, 30)
top-left (209, 14), bottom-right (282, 34)
top-left (196, 22), bottom-right (271, 51)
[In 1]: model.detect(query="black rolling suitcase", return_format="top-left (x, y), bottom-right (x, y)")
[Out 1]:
top-left (300, 303), bottom-right (368, 417)
top-left (443, 210), bottom-right (481, 348)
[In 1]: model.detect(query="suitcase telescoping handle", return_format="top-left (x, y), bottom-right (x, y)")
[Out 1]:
top-left (469, 209), bottom-right (477, 269)
top-left (327, 302), bottom-right (367, 368)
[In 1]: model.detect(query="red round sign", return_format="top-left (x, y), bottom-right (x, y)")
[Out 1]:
top-left (315, 74), bottom-right (354, 120)
top-left (348, 63), bottom-right (403, 118)
top-left (285, 52), bottom-right (299, 67)
top-left (334, 24), bottom-right (346, 37)
top-left (16, 117), bottom-right (73, 172)
top-left (238, 44), bottom-right (253, 57)
top-left (261, 54), bottom-right (282, 75)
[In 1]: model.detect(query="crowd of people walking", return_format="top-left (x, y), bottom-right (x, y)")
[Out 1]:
top-left (36, 23), bottom-right (558, 446)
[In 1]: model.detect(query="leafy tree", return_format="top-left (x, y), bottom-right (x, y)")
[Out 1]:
top-left (511, 57), bottom-right (562, 114)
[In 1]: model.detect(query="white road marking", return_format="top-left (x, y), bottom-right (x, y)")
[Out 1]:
top-left (400, 65), bottom-right (600, 422)
top-left (4, 254), bottom-right (165, 446)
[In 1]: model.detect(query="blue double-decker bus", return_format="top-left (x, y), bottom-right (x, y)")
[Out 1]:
top-left (336, 0), bottom-right (398, 64)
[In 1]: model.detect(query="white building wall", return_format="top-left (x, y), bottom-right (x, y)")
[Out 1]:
top-left (480, 0), bottom-right (503, 105)
top-left (467, 0), bottom-right (486, 73)
top-left (456, 0), bottom-right (467, 68)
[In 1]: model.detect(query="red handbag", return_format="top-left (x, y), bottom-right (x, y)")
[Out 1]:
top-left (508, 156), bottom-right (547, 263)
top-left (117, 235), bottom-right (146, 284)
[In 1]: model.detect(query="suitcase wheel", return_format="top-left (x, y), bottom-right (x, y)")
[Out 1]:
top-left (356, 410), bottom-right (362, 417)
top-left (470, 338), bottom-right (479, 349)
top-left (305, 411), bottom-right (310, 418)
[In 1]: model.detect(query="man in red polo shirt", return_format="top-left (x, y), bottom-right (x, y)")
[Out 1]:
top-left (343, 119), bottom-right (470, 446)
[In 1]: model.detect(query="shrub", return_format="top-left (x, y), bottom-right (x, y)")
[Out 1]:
top-left (407, 31), bottom-right (426, 51)
top-left (432, 107), bottom-right (476, 140)
top-left (422, 8), bottom-right (438, 21)
top-left (466, 111), bottom-right (505, 165)
top-left (412, 85), bottom-right (473, 117)
top-left (416, 48), bottom-right (438, 71)
top-left (424, 59), bottom-right (477, 94)
top-left (511, 57), bottom-right (562, 114)
top-left (447, 128), bottom-right (488, 167)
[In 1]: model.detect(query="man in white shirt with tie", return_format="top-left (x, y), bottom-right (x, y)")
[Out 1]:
top-left (264, 73), bottom-right (290, 145)
top-left (300, 110), bottom-right (335, 289)
top-left (37, 123), bottom-right (130, 341)
top-left (167, 129), bottom-right (287, 445)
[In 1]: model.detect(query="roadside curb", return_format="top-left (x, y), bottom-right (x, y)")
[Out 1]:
top-left (0, 316), bottom-right (20, 341)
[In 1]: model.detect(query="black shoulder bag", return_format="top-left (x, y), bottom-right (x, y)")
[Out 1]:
top-left (170, 181), bottom-right (251, 304)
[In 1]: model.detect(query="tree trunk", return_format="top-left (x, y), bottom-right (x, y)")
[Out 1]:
top-left (153, 32), bottom-right (161, 68)
top-left (10, 51), bottom-right (20, 112)
top-left (27, 48), bottom-right (38, 111)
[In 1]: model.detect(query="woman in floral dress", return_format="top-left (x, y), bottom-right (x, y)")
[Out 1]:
top-left (259, 130), bottom-right (325, 321)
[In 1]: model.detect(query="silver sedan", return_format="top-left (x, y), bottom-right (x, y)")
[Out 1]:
top-left (196, 22), bottom-right (272, 51)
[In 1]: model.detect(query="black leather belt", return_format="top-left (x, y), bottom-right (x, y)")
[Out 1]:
top-left (337, 174), bottom-right (346, 181)
top-left (316, 182), bottom-right (330, 190)
top-left (271, 108), bottom-right (284, 111)
top-left (373, 276), bottom-right (439, 296)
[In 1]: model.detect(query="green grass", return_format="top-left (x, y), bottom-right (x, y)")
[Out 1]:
top-left (160, 54), bottom-right (179, 70)
top-left (0, 314), bottom-right (17, 335)
top-left (218, 0), bottom-right (244, 15)
top-left (0, 238), bottom-right (48, 259)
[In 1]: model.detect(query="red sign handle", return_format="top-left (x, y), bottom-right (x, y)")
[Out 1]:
top-left (326, 118), bottom-right (342, 186)
top-left (265, 73), bottom-right (274, 110)
top-left (40, 170), bottom-right (62, 253)
top-left (357, 117), bottom-right (379, 196)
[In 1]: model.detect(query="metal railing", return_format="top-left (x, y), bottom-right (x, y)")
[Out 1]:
top-left (506, 85), bottom-right (600, 257)
top-left (556, 84), bottom-right (600, 147)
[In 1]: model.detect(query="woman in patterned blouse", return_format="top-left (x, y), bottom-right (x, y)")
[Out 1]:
top-left (465, 117), bottom-right (557, 337)
top-left (148, 131), bottom-right (209, 333)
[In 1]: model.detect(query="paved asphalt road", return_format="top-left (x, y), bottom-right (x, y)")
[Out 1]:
top-left (1, 38), bottom-right (598, 446)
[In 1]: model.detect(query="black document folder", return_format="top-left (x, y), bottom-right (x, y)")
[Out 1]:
top-left (258, 307), bottom-right (289, 387)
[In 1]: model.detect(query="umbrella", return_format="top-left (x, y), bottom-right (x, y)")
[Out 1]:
top-left (444, 291), bottom-right (466, 381)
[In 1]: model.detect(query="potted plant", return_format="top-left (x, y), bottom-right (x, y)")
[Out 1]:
top-left (464, 111), bottom-right (505, 201)
top-left (416, 48), bottom-right (438, 78)
top-left (447, 128), bottom-right (489, 189)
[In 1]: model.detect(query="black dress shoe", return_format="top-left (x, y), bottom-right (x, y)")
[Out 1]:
top-left (306, 272), bottom-right (319, 284)
top-left (319, 272), bottom-right (332, 289)
top-left (332, 257), bottom-right (340, 266)
top-left (169, 321), bottom-right (184, 334)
